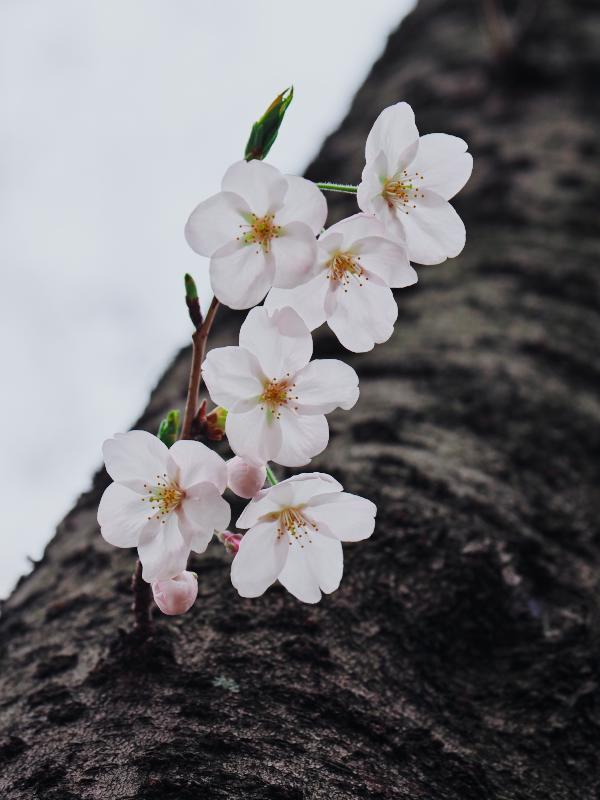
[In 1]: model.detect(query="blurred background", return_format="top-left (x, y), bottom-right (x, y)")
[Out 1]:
top-left (0, 0), bottom-right (415, 597)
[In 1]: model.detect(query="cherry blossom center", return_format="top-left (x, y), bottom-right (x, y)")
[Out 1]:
top-left (267, 506), bottom-right (319, 548)
top-left (142, 474), bottom-right (185, 523)
top-left (326, 250), bottom-right (366, 291)
top-left (238, 212), bottom-right (281, 253)
top-left (381, 169), bottom-right (425, 213)
top-left (259, 377), bottom-right (298, 418)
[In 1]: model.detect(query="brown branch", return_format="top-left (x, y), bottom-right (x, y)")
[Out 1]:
top-left (180, 295), bottom-right (220, 441)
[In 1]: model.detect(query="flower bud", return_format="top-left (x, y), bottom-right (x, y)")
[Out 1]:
top-left (244, 86), bottom-right (293, 162)
top-left (151, 571), bottom-right (198, 615)
top-left (227, 456), bottom-right (266, 499)
top-left (218, 531), bottom-right (243, 555)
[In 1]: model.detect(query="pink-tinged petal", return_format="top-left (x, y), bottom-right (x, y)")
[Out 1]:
top-left (305, 533), bottom-right (344, 595)
top-left (317, 230), bottom-right (344, 257)
top-left (102, 430), bottom-right (168, 492)
top-left (227, 457), bottom-right (267, 499)
top-left (236, 472), bottom-right (342, 530)
top-left (167, 440), bottom-right (228, 493)
top-left (278, 175), bottom-right (327, 234)
top-left (98, 482), bottom-right (150, 547)
top-left (324, 212), bottom-right (385, 246)
top-left (353, 236), bottom-right (417, 288)
top-left (226, 405), bottom-right (283, 467)
top-left (222, 159), bottom-right (287, 217)
top-left (307, 492), bottom-right (377, 542)
top-left (219, 531), bottom-right (242, 555)
top-left (399, 190), bottom-right (466, 265)
top-left (365, 103), bottom-right (419, 171)
top-left (178, 482), bottom-right (231, 552)
top-left (271, 222), bottom-right (319, 289)
top-left (239, 306), bottom-right (312, 378)
top-left (357, 151), bottom-right (389, 215)
top-left (273, 410), bottom-right (329, 467)
top-left (277, 544), bottom-right (321, 603)
top-left (138, 514), bottom-right (190, 582)
top-left (152, 571), bottom-right (198, 615)
top-left (409, 133), bottom-right (473, 200)
top-left (202, 346), bottom-right (264, 411)
top-left (230, 520), bottom-right (288, 598)
top-left (185, 191), bottom-right (250, 257)
top-left (210, 244), bottom-right (275, 310)
top-left (293, 360), bottom-right (359, 414)
top-left (327, 273), bottom-right (398, 353)
top-left (265, 274), bottom-right (329, 332)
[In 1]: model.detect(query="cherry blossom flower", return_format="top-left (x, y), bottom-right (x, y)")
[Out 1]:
top-left (231, 473), bottom-right (376, 603)
top-left (202, 306), bottom-right (359, 467)
top-left (185, 159), bottom-right (327, 309)
top-left (152, 571), bottom-right (198, 615)
top-left (266, 213), bottom-right (417, 352)
top-left (98, 431), bottom-right (231, 582)
top-left (226, 456), bottom-right (267, 499)
top-left (357, 101), bottom-right (473, 265)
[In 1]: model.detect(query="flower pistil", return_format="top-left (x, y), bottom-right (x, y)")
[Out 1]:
top-left (142, 474), bottom-right (185, 523)
top-left (238, 212), bottom-right (281, 254)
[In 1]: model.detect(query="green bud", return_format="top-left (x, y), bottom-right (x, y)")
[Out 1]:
top-left (244, 86), bottom-right (293, 162)
top-left (184, 273), bottom-right (202, 328)
top-left (157, 409), bottom-right (181, 447)
top-left (205, 406), bottom-right (228, 441)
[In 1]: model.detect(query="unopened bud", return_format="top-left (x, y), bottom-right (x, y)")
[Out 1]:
top-left (157, 409), bottom-right (181, 448)
top-left (205, 406), bottom-right (228, 441)
top-left (227, 456), bottom-right (266, 498)
top-left (218, 531), bottom-right (243, 555)
top-left (151, 571), bottom-right (198, 615)
top-left (244, 86), bottom-right (293, 162)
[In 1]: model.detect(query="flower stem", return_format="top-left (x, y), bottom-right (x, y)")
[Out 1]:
top-left (131, 559), bottom-right (153, 633)
top-left (180, 295), bottom-right (220, 441)
top-left (265, 464), bottom-right (278, 486)
top-left (316, 182), bottom-right (358, 194)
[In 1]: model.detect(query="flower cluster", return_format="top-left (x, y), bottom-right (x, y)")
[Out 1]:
top-left (98, 100), bottom-right (471, 613)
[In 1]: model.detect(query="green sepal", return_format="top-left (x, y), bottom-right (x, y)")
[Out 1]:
top-left (157, 409), bottom-right (181, 447)
top-left (244, 86), bottom-right (293, 162)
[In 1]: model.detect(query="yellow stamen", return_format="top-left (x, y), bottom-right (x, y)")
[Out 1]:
top-left (266, 506), bottom-right (319, 548)
top-left (381, 169), bottom-right (425, 214)
top-left (237, 213), bottom-right (281, 253)
top-left (325, 250), bottom-right (366, 292)
top-left (141, 474), bottom-right (185, 524)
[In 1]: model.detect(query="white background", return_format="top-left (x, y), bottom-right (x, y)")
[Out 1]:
top-left (0, 0), bottom-right (414, 597)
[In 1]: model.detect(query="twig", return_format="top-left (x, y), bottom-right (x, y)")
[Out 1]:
top-left (180, 296), bottom-right (220, 441)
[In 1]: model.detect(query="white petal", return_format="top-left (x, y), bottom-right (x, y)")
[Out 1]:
top-left (230, 520), bottom-right (288, 598)
top-left (202, 346), bottom-right (264, 411)
top-left (138, 514), bottom-right (191, 582)
top-left (327, 273), bottom-right (398, 353)
top-left (210, 244), bottom-right (275, 310)
top-left (305, 533), bottom-right (343, 595)
top-left (273, 410), bottom-right (329, 467)
top-left (278, 175), bottom-right (327, 234)
top-left (239, 306), bottom-right (312, 378)
top-left (308, 492), bottom-right (377, 541)
top-left (236, 472), bottom-right (342, 530)
top-left (167, 440), bottom-right (228, 493)
top-left (365, 102), bottom-right (419, 172)
top-left (185, 191), bottom-right (250, 257)
top-left (357, 152), bottom-right (388, 215)
top-left (271, 222), bottom-right (319, 289)
top-left (102, 430), bottom-right (168, 492)
top-left (324, 212), bottom-right (385, 246)
top-left (226, 404), bottom-right (283, 466)
top-left (277, 544), bottom-right (321, 603)
top-left (399, 190), bottom-right (466, 265)
top-left (178, 482), bottom-right (231, 552)
top-left (221, 159), bottom-right (287, 217)
top-left (353, 236), bottom-right (417, 288)
top-left (265, 274), bottom-right (329, 332)
top-left (97, 482), bottom-right (150, 547)
top-left (409, 133), bottom-right (473, 200)
top-left (293, 359), bottom-right (359, 414)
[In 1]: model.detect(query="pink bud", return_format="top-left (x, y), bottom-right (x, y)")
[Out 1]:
top-left (226, 456), bottom-right (266, 499)
top-left (151, 571), bottom-right (198, 615)
top-left (219, 531), bottom-right (243, 555)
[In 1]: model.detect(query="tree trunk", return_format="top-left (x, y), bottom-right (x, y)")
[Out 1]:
top-left (2, 0), bottom-right (600, 797)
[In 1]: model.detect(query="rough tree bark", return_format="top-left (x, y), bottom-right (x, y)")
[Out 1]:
top-left (1, 0), bottom-right (600, 797)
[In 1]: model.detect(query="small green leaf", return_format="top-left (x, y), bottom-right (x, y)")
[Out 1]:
top-left (157, 409), bottom-right (181, 447)
top-left (244, 86), bottom-right (294, 162)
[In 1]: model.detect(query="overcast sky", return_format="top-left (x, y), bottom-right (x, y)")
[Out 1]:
top-left (0, 0), bottom-right (414, 597)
